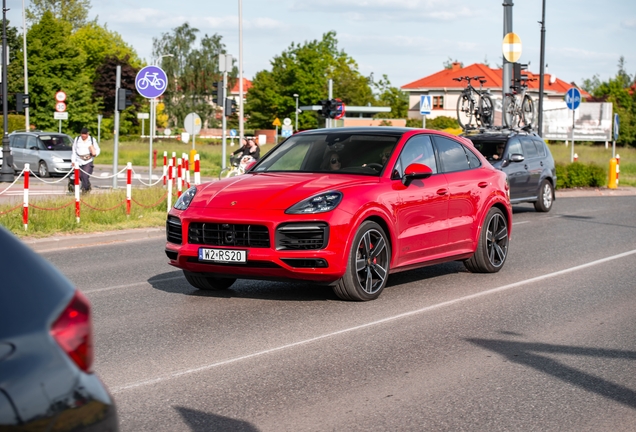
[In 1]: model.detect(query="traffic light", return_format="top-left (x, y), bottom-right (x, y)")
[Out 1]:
top-left (117, 88), bottom-right (133, 111)
top-left (16, 93), bottom-right (28, 112)
top-left (317, 99), bottom-right (345, 119)
top-left (212, 81), bottom-right (224, 105)
top-left (224, 97), bottom-right (237, 116)
top-left (513, 63), bottom-right (528, 84)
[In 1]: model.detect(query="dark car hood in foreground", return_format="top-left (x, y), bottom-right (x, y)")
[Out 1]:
top-left (190, 172), bottom-right (377, 210)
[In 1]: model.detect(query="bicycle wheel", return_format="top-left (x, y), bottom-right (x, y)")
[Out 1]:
top-left (502, 95), bottom-right (519, 129)
top-left (521, 95), bottom-right (535, 127)
top-left (153, 78), bottom-right (166, 91)
top-left (219, 168), bottom-right (242, 179)
top-left (456, 93), bottom-right (473, 129)
top-left (137, 77), bottom-right (149, 90)
top-left (478, 95), bottom-right (494, 128)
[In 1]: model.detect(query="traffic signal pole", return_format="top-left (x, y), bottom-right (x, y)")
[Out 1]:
top-left (0, 0), bottom-right (12, 182)
top-left (113, 65), bottom-right (121, 189)
top-left (502, 0), bottom-right (513, 127)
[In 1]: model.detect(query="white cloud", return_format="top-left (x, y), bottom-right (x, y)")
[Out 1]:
top-left (621, 18), bottom-right (636, 29)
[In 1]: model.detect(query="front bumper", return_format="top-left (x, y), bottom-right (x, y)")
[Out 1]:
top-left (165, 207), bottom-right (354, 284)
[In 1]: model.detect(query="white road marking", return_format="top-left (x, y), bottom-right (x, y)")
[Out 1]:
top-left (83, 276), bottom-right (184, 294)
top-left (110, 248), bottom-right (636, 394)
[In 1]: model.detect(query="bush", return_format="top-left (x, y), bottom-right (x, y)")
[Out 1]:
top-left (555, 162), bottom-right (607, 189)
top-left (8, 114), bottom-right (26, 132)
top-left (427, 116), bottom-right (459, 130)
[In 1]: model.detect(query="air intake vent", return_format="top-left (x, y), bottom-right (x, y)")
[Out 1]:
top-left (188, 223), bottom-right (270, 248)
top-left (166, 216), bottom-right (182, 244)
top-left (276, 223), bottom-right (329, 250)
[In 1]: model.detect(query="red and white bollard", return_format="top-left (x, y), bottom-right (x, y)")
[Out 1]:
top-left (573, 153), bottom-right (578, 162)
top-left (616, 153), bottom-right (620, 186)
top-left (126, 162), bottom-right (132, 216)
top-left (177, 157), bottom-right (183, 198)
top-left (167, 159), bottom-right (173, 212)
top-left (23, 163), bottom-right (29, 231)
top-left (74, 163), bottom-right (81, 223)
top-left (184, 154), bottom-right (190, 189)
top-left (163, 151), bottom-right (167, 186)
top-left (194, 153), bottom-right (200, 185)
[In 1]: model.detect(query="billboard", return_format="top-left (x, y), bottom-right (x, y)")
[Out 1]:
top-left (542, 102), bottom-right (613, 142)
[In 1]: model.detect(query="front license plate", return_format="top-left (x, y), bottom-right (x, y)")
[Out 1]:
top-left (198, 248), bottom-right (247, 263)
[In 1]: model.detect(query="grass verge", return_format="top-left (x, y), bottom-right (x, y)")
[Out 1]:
top-left (0, 187), bottom-right (170, 238)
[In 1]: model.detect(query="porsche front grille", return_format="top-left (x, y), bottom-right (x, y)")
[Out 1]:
top-left (188, 223), bottom-right (270, 247)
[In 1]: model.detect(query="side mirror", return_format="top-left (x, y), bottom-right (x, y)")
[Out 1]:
top-left (402, 163), bottom-right (433, 186)
top-left (509, 153), bottom-right (524, 163)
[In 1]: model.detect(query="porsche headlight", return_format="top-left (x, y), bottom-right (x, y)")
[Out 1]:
top-left (174, 186), bottom-right (197, 210)
top-left (285, 191), bottom-right (343, 214)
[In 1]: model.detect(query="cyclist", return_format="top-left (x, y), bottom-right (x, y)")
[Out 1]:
top-left (232, 137), bottom-right (260, 164)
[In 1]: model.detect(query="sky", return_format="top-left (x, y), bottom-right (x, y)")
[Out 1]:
top-left (16, 0), bottom-right (636, 89)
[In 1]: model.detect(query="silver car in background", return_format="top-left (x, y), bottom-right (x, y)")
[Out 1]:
top-left (9, 132), bottom-right (74, 177)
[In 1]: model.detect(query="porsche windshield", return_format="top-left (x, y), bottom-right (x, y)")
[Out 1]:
top-left (252, 133), bottom-right (399, 175)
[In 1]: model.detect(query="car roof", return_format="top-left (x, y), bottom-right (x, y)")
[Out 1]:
top-left (296, 126), bottom-right (413, 137)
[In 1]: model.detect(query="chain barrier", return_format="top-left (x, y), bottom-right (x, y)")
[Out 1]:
top-left (131, 168), bottom-right (164, 187)
top-left (131, 190), bottom-right (169, 208)
top-left (79, 199), bottom-right (126, 212)
top-left (0, 202), bottom-right (22, 215)
top-left (78, 165), bottom-right (127, 179)
top-left (30, 200), bottom-right (75, 211)
top-left (29, 168), bottom-right (73, 184)
top-left (0, 168), bottom-right (25, 196)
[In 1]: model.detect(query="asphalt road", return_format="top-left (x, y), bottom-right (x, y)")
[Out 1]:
top-left (40, 196), bottom-right (636, 432)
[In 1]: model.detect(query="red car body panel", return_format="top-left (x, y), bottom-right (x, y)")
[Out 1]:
top-left (166, 128), bottom-right (512, 285)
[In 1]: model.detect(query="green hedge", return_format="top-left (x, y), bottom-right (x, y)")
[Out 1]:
top-left (555, 162), bottom-right (606, 189)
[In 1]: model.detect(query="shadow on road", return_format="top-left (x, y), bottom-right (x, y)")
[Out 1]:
top-left (467, 337), bottom-right (636, 409)
top-left (174, 406), bottom-right (260, 432)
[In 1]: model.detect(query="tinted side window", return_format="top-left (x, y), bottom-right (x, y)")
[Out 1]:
top-left (521, 137), bottom-right (538, 158)
top-left (465, 146), bottom-right (482, 169)
top-left (532, 139), bottom-right (546, 157)
top-left (506, 138), bottom-right (522, 158)
top-left (26, 136), bottom-right (38, 150)
top-left (11, 135), bottom-right (24, 149)
top-left (434, 136), bottom-right (470, 173)
top-left (397, 134), bottom-right (437, 176)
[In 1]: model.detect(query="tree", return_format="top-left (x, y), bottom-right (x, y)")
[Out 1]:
top-left (22, 11), bottom-right (98, 132)
top-left (372, 75), bottom-right (408, 119)
top-left (443, 57), bottom-right (463, 69)
top-left (152, 24), bottom-right (232, 129)
top-left (588, 57), bottom-right (636, 147)
top-left (71, 22), bottom-right (142, 81)
top-left (245, 32), bottom-right (373, 130)
top-left (26, 0), bottom-right (92, 32)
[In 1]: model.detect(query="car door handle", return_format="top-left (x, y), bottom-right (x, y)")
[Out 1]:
top-left (436, 188), bottom-right (448, 195)
top-left (478, 181), bottom-right (488, 188)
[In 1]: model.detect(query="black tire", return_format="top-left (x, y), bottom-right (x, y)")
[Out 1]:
top-left (521, 95), bottom-right (535, 127)
top-left (38, 161), bottom-right (49, 178)
top-left (534, 179), bottom-right (554, 212)
top-left (183, 271), bottom-right (236, 291)
top-left (456, 93), bottom-right (473, 130)
top-left (502, 95), bottom-right (518, 129)
top-left (464, 207), bottom-right (509, 273)
top-left (478, 95), bottom-right (494, 127)
top-left (332, 221), bottom-right (391, 301)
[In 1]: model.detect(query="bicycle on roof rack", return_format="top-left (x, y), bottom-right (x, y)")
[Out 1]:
top-left (454, 76), bottom-right (494, 130)
top-left (503, 75), bottom-right (536, 129)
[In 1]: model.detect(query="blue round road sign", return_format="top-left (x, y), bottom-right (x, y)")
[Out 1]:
top-left (135, 66), bottom-right (168, 99)
top-left (565, 87), bottom-right (581, 110)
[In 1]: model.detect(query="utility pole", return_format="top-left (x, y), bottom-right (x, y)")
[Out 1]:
top-left (538, 0), bottom-right (547, 137)
top-left (502, 0), bottom-right (513, 127)
top-left (238, 0), bottom-right (244, 143)
top-left (22, 0), bottom-right (28, 132)
top-left (0, 0), bottom-right (13, 182)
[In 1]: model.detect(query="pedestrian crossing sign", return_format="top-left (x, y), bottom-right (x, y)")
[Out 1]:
top-left (420, 95), bottom-right (432, 115)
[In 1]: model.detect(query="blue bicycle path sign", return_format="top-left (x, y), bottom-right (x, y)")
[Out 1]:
top-left (565, 87), bottom-right (581, 110)
top-left (135, 65), bottom-right (168, 99)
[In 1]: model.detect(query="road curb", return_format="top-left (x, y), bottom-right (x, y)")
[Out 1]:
top-left (555, 187), bottom-right (636, 198)
top-left (24, 227), bottom-right (165, 253)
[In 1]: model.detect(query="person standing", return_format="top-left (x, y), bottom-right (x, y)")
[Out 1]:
top-left (71, 127), bottom-right (100, 192)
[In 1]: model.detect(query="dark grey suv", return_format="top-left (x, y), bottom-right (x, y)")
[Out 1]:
top-left (463, 129), bottom-right (556, 212)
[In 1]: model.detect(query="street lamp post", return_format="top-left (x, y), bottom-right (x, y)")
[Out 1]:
top-left (0, 0), bottom-right (14, 182)
top-left (293, 94), bottom-right (299, 132)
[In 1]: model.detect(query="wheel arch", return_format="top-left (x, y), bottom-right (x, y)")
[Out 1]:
top-left (345, 209), bottom-right (396, 269)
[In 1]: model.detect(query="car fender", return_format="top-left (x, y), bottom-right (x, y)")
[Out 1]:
top-left (473, 190), bottom-right (513, 248)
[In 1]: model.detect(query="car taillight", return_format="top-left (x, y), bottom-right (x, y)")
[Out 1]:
top-left (50, 290), bottom-right (93, 373)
